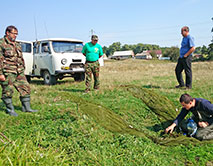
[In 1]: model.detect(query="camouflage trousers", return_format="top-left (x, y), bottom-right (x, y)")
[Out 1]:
top-left (85, 61), bottom-right (100, 90)
top-left (0, 72), bottom-right (30, 99)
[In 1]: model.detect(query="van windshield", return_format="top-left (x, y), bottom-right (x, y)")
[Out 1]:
top-left (52, 41), bottom-right (83, 53)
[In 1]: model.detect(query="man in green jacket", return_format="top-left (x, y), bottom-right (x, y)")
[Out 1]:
top-left (0, 25), bottom-right (37, 116)
top-left (82, 35), bottom-right (103, 92)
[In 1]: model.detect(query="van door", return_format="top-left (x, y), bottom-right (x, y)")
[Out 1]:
top-left (34, 42), bottom-right (54, 76)
top-left (20, 41), bottom-right (33, 75)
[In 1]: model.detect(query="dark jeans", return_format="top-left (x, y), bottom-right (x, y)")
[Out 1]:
top-left (175, 56), bottom-right (192, 88)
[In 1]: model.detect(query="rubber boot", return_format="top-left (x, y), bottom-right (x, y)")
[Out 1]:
top-left (2, 98), bottom-right (18, 117)
top-left (20, 96), bottom-right (38, 113)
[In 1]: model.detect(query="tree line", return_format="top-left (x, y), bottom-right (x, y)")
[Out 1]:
top-left (102, 42), bottom-right (160, 57)
top-left (102, 42), bottom-right (213, 61)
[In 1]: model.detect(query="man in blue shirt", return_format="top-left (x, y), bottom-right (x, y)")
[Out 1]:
top-left (165, 93), bottom-right (213, 140)
top-left (175, 26), bottom-right (195, 89)
top-left (82, 35), bottom-right (103, 92)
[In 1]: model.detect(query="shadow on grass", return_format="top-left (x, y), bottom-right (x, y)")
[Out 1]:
top-left (146, 120), bottom-right (173, 133)
top-left (28, 79), bottom-right (75, 85)
top-left (61, 89), bottom-right (85, 93)
top-left (142, 84), bottom-right (161, 89)
top-left (142, 84), bottom-right (183, 90)
top-left (14, 105), bottom-right (23, 111)
top-left (28, 80), bottom-right (45, 85)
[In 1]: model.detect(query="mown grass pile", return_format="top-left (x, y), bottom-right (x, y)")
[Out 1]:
top-left (0, 59), bottom-right (213, 165)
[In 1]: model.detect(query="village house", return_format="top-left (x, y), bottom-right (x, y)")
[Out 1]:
top-left (135, 50), bottom-right (162, 59)
top-left (111, 50), bottom-right (135, 60)
top-left (135, 51), bottom-right (152, 59)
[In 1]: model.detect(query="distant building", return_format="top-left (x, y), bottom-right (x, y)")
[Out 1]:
top-left (135, 50), bottom-right (162, 59)
top-left (159, 57), bottom-right (170, 60)
top-left (111, 50), bottom-right (134, 60)
top-left (148, 50), bottom-right (162, 59)
top-left (99, 54), bottom-right (108, 66)
top-left (193, 54), bottom-right (202, 59)
top-left (135, 51), bottom-right (152, 59)
top-left (102, 53), bottom-right (108, 60)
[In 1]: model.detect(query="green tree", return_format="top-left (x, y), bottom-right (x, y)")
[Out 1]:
top-left (135, 43), bottom-right (145, 54)
top-left (130, 44), bottom-right (137, 54)
top-left (199, 45), bottom-right (209, 61)
top-left (194, 46), bottom-right (202, 54)
top-left (102, 46), bottom-right (107, 55)
top-left (208, 43), bottom-right (213, 60)
top-left (150, 50), bottom-right (157, 59)
top-left (103, 42), bottom-right (161, 56)
top-left (107, 42), bottom-right (121, 56)
top-left (201, 45), bottom-right (208, 55)
top-left (152, 45), bottom-right (160, 50)
top-left (121, 44), bottom-right (130, 51)
top-left (163, 46), bottom-right (179, 61)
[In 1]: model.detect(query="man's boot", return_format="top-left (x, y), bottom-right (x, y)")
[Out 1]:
top-left (20, 96), bottom-right (38, 113)
top-left (2, 98), bottom-right (18, 116)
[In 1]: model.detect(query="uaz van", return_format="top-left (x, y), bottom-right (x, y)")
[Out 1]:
top-left (19, 38), bottom-right (86, 85)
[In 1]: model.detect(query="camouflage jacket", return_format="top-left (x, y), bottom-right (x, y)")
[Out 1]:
top-left (0, 36), bottom-right (25, 75)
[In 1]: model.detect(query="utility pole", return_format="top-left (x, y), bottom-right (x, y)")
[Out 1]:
top-left (89, 29), bottom-right (95, 38)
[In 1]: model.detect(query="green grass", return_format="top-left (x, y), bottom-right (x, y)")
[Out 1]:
top-left (0, 59), bottom-right (213, 165)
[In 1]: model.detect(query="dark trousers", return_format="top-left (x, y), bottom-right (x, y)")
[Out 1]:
top-left (175, 56), bottom-right (192, 88)
top-left (180, 120), bottom-right (213, 140)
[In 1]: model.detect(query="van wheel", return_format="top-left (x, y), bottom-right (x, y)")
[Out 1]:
top-left (74, 73), bottom-right (85, 82)
top-left (25, 75), bottom-right (31, 83)
top-left (43, 71), bottom-right (57, 85)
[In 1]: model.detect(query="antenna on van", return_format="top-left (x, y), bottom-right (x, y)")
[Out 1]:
top-left (34, 16), bottom-right (38, 41)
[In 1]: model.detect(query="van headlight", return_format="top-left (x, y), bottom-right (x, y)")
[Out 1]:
top-left (61, 58), bottom-right (67, 65)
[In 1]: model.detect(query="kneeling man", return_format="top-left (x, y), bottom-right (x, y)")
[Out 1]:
top-left (165, 93), bottom-right (213, 140)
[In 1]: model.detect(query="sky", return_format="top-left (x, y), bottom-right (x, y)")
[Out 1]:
top-left (0, 0), bottom-right (212, 48)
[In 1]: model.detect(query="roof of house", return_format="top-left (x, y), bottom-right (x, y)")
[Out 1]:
top-left (136, 50), bottom-right (162, 56)
top-left (112, 50), bottom-right (134, 57)
top-left (136, 53), bottom-right (151, 56)
top-left (147, 50), bottom-right (162, 54)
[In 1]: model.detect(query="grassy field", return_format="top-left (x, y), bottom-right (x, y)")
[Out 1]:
top-left (0, 59), bottom-right (213, 165)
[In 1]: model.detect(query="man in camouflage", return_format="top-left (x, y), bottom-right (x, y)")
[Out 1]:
top-left (82, 35), bottom-right (103, 92)
top-left (0, 25), bottom-right (37, 116)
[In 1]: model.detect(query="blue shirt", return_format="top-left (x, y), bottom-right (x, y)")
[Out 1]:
top-left (82, 42), bottom-right (103, 62)
top-left (179, 35), bottom-right (195, 58)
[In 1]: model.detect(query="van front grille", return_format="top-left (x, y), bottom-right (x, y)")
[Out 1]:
top-left (72, 59), bottom-right (81, 62)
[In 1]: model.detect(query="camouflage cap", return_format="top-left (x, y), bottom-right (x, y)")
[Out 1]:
top-left (91, 35), bottom-right (98, 41)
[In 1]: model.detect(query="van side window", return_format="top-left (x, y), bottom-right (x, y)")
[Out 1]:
top-left (41, 43), bottom-right (50, 53)
top-left (21, 43), bottom-right (32, 53)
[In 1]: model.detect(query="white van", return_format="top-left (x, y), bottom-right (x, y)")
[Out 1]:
top-left (18, 40), bottom-right (34, 82)
top-left (19, 38), bottom-right (86, 85)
